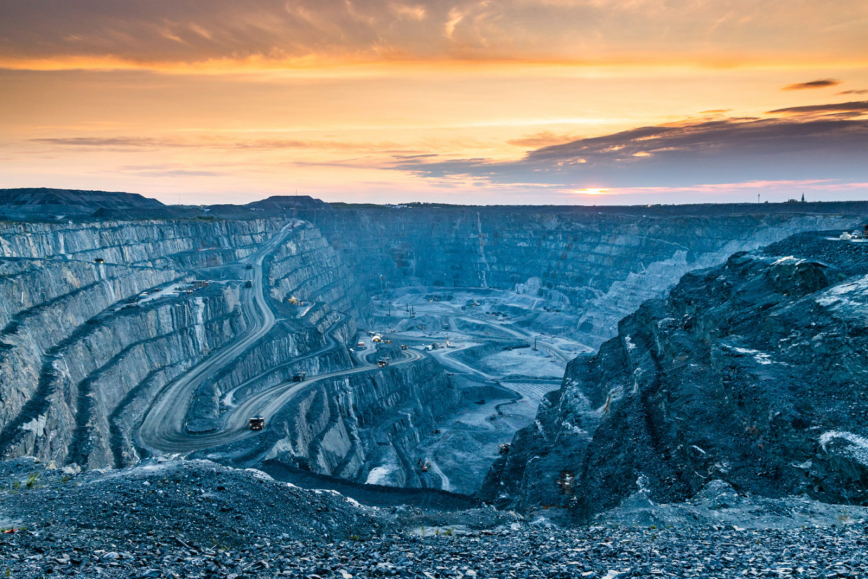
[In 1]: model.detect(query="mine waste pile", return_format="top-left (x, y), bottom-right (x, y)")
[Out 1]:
top-left (1, 189), bottom-right (868, 577)
top-left (2, 458), bottom-right (868, 578)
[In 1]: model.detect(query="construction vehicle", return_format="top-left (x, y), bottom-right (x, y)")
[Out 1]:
top-left (292, 372), bottom-right (306, 382)
top-left (377, 358), bottom-right (389, 368)
top-left (244, 280), bottom-right (253, 288)
top-left (249, 417), bottom-right (265, 431)
top-left (288, 296), bottom-right (298, 305)
top-left (401, 344), bottom-right (408, 350)
top-left (94, 258), bottom-right (104, 264)
top-left (245, 264), bottom-right (253, 270)
top-left (357, 341), bottom-right (365, 348)
top-left (419, 460), bottom-right (430, 472)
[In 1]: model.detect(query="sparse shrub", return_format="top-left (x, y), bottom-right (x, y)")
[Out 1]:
top-left (25, 473), bottom-right (39, 489)
top-left (443, 528), bottom-right (454, 536)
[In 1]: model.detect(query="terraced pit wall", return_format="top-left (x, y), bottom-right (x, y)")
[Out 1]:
top-left (0, 219), bottom-right (372, 469)
top-left (311, 204), bottom-right (867, 347)
top-left (261, 357), bottom-right (459, 487)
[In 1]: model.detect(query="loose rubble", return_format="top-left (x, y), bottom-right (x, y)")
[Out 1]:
top-left (3, 457), bottom-right (868, 578)
top-left (3, 515), bottom-right (868, 578)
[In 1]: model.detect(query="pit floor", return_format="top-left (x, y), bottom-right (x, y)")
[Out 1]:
top-left (366, 287), bottom-right (592, 495)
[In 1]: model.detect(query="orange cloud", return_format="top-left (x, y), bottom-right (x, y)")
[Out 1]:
top-left (1, 0), bottom-right (867, 71)
top-left (507, 131), bottom-right (581, 148)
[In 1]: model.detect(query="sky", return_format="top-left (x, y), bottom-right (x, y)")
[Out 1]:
top-left (1, 0), bottom-right (867, 206)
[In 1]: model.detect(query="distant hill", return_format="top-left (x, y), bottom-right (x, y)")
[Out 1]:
top-left (0, 188), bottom-right (164, 210)
top-left (247, 195), bottom-right (331, 211)
top-left (0, 189), bottom-right (338, 222)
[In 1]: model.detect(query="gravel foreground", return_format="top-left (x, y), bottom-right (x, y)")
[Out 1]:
top-left (3, 524), bottom-right (868, 578)
top-left (2, 458), bottom-right (867, 578)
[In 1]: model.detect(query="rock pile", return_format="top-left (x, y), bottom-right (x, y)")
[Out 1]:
top-left (3, 456), bottom-right (868, 578)
top-left (485, 232), bottom-right (868, 519)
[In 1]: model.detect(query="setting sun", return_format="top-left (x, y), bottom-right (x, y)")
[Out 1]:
top-left (575, 188), bottom-right (610, 195)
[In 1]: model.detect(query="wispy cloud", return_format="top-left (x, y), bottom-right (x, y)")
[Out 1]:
top-left (767, 101), bottom-right (868, 115)
top-left (507, 131), bottom-right (581, 149)
top-left (31, 136), bottom-right (404, 152)
top-left (391, 153), bottom-right (439, 160)
top-left (32, 137), bottom-right (164, 148)
top-left (1, 1), bottom-right (866, 70)
top-left (130, 169), bottom-right (223, 178)
top-left (781, 79), bottom-right (841, 91)
top-left (838, 89), bottom-right (868, 95)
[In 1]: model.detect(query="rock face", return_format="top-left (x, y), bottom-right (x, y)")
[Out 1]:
top-left (314, 204), bottom-right (867, 347)
top-left (266, 224), bottom-right (367, 323)
top-left (3, 194), bottom-right (868, 499)
top-left (259, 357), bottom-right (460, 485)
top-left (0, 218), bottom-right (371, 469)
top-left (483, 232), bottom-right (868, 518)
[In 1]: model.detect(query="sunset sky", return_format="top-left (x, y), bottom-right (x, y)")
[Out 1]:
top-left (1, 0), bottom-right (867, 205)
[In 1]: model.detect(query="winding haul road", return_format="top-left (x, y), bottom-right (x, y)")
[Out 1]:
top-left (137, 221), bottom-right (423, 456)
top-left (456, 315), bottom-right (576, 365)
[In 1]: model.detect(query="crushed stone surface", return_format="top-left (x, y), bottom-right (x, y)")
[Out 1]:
top-left (2, 458), bottom-right (868, 578)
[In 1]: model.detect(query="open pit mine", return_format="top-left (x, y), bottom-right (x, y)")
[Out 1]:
top-left (3, 188), bottom-right (868, 577)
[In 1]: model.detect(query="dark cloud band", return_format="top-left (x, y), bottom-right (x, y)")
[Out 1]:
top-left (781, 79), bottom-right (842, 91)
top-left (394, 103), bottom-right (868, 189)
